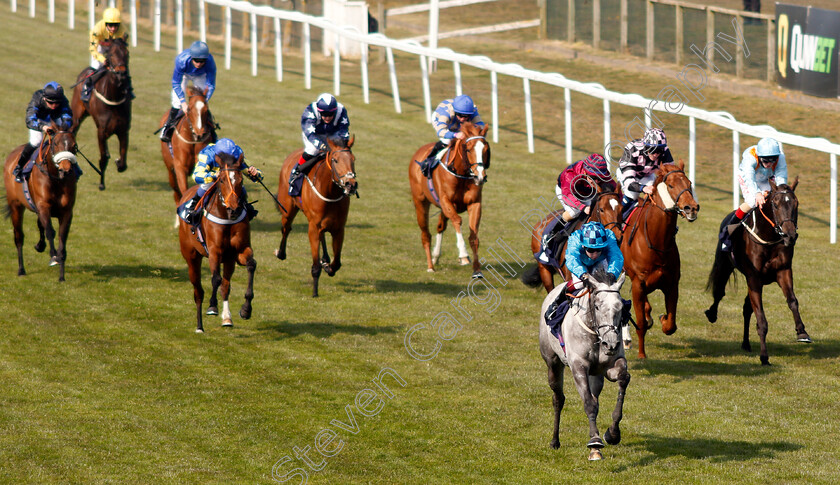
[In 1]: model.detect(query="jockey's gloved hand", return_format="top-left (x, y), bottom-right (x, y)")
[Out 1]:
top-left (581, 273), bottom-right (593, 285)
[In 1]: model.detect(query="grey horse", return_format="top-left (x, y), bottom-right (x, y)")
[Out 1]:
top-left (538, 269), bottom-right (630, 460)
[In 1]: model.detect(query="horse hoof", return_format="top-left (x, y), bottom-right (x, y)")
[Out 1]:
top-left (17, 269), bottom-right (25, 276)
top-left (427, 268), bottom-right (435, 273)
top-left (588, 449), bottom-right (603, 461)
top-left (222, 320), bottom-right (233, 327)
top-left (797, 334), bottom-right (812, 343)
top-left (604, 427), bottom-right (621, 445)
top-left (549, 440), bottom-right (560, 450)
top-left (458, 257), bottom-right (471, 266)
top-left (587, 437), bottom-right (605, 449)
top-left (471, 271), bottom-right (483, 279)
top-left (116, 162), bottom-right (127, 173)
top-left (206, 307), bottom-right (219, 316)
top-left (195, 328), bottom-right (204, 334)
top-left (49, 256), bottom-right (59, 267)
top-left (742, 342), bottom-right (752, 352)
top-left (760, 355), bottom-right (771, 366)
top-left (98, 184), bottom-right (105, 191)
top-left (34, 242), bottom-right (46, 253)
top-left (240, 307), bottom-right (252, 320)
top-left (623, 340), bottom-right (632, 350)
top-left (274, 248), bottom-right (286, 260)
top-left (704, 308), bottom-right (717, 323)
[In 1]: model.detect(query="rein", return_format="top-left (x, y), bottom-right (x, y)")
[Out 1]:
top-left (204, 168), bottom-right (245, 224)
top-left (305, 148), bottom-right (356, 202)
top-left (572, 287), bottom-right (621, 342)
top-left (35, 132), bottom-right (77, 181)
top-left (743, 189), bottom-right (797, 245)
top-left (176, 101), bottom-right (212, 144)
top-left (440, 135), bottom-right (486, 181)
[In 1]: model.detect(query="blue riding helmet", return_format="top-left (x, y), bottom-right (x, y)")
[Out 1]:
top-left (43, 82), bottom-right (64, 102)
top-left (756, 137), bottom-right (781, 157)
top-left (189, 41), bottom-right (210, 60)
top-left (215, 138), bottom-right (243, 160)
top-left (581, 221), bottom-right (609, 249)
top-left (316, 93), bottom-right (338, 114)
top-left (452, 94), bottom-right (476, 116)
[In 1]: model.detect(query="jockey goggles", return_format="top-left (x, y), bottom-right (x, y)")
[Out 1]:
top-left (643, 144), bottom-right (666, 156)
top-left (758, 155), bottom-right (779, 165)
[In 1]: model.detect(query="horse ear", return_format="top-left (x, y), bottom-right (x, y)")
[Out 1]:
top-left (203, 86), bottom-right (209, 97)
top-left (480, 125), bottom-right (489, 137)
top-left (347, 134), bottom-right (355, 149)
top-left (770, 179), bottom-right (777, 191)
top-left (790, 176), bottom-right (799, 191)
top-left (616, 271), bottom-right (626, 288)
top-left (677, 158), bottom-right (685, 170)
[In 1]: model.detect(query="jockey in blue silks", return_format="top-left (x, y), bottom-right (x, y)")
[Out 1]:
top-left (288, 93), bottom-right (350, 197)
top-left (719, 137), bottom-right (788, 251)
top-left (13, 82), bottom-right (73, 183)
top-left (419, 94), bottom-right (485, 174)
top-left (181, 138), bottom-right (263, 224)
top-left (564, 221), bottom-right (623, 293)
top-left (160, 41), bottom-right (217, 143)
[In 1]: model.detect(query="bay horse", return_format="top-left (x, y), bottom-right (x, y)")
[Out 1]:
top-left (620, 161), bottom-right (699, 359)
top-left (274, 135), bottom-right (358, 297)
top-left (3, 123), bottom-right (79, 281)
top-left (160, 86), bottom-right (215, 226)
top-left (408, 122), bottom-right (490, 278)
top-left (178, 153), bottom-right (256, 333)
top-left (705, 178), bottom-right (808, 365)
top-left (523, 190), bottom-right (623, 293)
top-left (70, 37), bottom-right (131, 191)
top-left (539, 268), bottom-right (629, 461)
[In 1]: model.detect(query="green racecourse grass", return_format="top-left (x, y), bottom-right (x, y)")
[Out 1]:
top-left (1, 6), bottom-right (840, 484)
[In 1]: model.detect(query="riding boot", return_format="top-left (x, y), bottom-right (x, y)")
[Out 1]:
top-left (621, 195), bottom-right (637, 222)
top-left (13, 144), bottom-right (37, 183)
top-left (289, 153), bottom-right (318, 197)
top-left (160, 107), bottom-right (180, 142)
top-left (421, 140), bottom-right (447, 177)
top-left (183, 194), bottom-right (202, 225)
top-left (720, 211), bottom-right (744, 252)
top-left (81, 77), bottom-right (93, 103)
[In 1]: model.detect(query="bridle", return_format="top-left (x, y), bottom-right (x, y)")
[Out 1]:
top-left (441, 135), bottom-right (487, 184)
top-left (587, 191), bottom-right (623, 244)
top-left (652, 169), bottom-right (695, 218)
top-left (177, 94), bottom-right (212, 144)
top-left (36, 130), bottom-right (78, 180)
top-left (575, 287), bottom-right (622, 344)
top-left (215, 167), bottom-right (243, 216)
top-left (748, 188), bottom-right (798, 244)
top-left (326, 148), bottom-right (357, 197)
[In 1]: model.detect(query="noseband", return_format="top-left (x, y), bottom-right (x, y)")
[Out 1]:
top-left (37, 132), bottom-right (77, 180)
top-left (757, 189), bottom-right (798, 241)
top-left (178, 99), bottom-right (212, 144)
top-left (572, 287), bottom-right (622, 345)
top-left (655, 169), bottom-right (695, 217)
top-left (442, 135), bottom-right (487, 182)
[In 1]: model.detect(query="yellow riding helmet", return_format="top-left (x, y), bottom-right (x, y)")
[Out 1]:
top-left (103, 7), bottom-right (121, 24)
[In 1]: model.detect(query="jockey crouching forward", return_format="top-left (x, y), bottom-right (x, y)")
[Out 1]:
top-left (617, 128), bottom-right (674, 219)
top-left (288, 93), bottom-right (350, 197)
top-left (719, 137), bottom-right (788, 251)
top-left (160, 41), bottom-right (217, 143)
top-left (83, 7), bottom-right (134, 102)
top-left (536, 153), bottom-right (616, 264)
top-left (420, 94), bottom-right (485, 175)
top-left (13, 82), bottom-right (74, 183)
top-left (182, 138), bottom-right (262, 224)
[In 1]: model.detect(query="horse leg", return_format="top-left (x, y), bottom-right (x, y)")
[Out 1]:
top-left (325, 227), bottom-right (345, 277)
top-left (705, 246), bottom-right (735, 323)
top-left (96, 129), bottom-right (111, 191)
top-left (631, 279), bottom-right (651, 359)
top-left (9, 204), bottom-right (26, 276)
top-left (34, 218), bottom-right (46, 253)
top-left (538, 263), bottom-right (555, 294)
top-left (319, 233), bottom-right (332, 272)
top-left (115, 129), bottom-right (128, 172)
top-left (309, 223), bottom-right (324, 298)
top-left (777, 269), bottom-right (810, 343)
top-left (569, 361), bottom-right (603, 452)
top-left (660, 282), bottom-right (678, 335)
top-left (746, 281), bottom-right (771, 365)
top-left (546, 357), bottom-right (565, 450)
top-left (742, 294), bottom-right (753, 352)
top-left (238, 248), bottom-right (256, 320)
top-left (604, 358), bottom-right (630, 446)
top-left (37, 209), bottom-right (60, 269)
top-left (186, 253), bottom-right (205, 333)
top-left (274, 204), bottom-right (299, 260)
top-left (448, 213), bottom-right (471, 267)
top-left (432, 213), bottom-right (448, 266)
top-left (466, 201), bottom-right (483, 278)
top-left (219, 259), bottom-right (235, 327)
top-left (206, 254), bottom-right (221, 316)
top-left (412, 197), bottom-right (434, 272)
top-left (54, 211), bottom-right (73, 282)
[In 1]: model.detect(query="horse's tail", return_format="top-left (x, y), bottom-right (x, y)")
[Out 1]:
top-left (705, 216), bottom-right (736, 295)
top-left (520, 263), bottom-right (543, 288)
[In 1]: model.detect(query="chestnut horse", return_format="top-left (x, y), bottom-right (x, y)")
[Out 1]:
top-left (70, 38), bottom-right (131, 191)
top-left (178, 153), bottom-right (256, 333)
top-left (160, 86), bottom-right (215, 226)
top-left (620, 161), bottom-right (699, 358)
top-left (274, 136), bottom-right (358, 297)
top-left (705, 178), bottom-right (809, 365)
top-left (523, 191), bottom-right (623, 293)
top-left (3, 123), bottom-right (79, 281)
top-left (408, 123), bottom-right (490, 278)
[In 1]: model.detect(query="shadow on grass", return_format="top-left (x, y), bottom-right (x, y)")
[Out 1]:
top-left (657, 336), bottom-right (840, 362)
top-left (371, 279), bottom-right (465, 296)
top-left (133, 176), bottom-right (174, 193)
top-left (630, 357), bottom-right (775, 379)
top-left (250, 218), bottom-right (375, 232)
top-left (258, 320), bottom-right (399, 339)
top-left (615, 433), bottom-right (801, 470)
top-left (77, 264), bottom-right (187, 282)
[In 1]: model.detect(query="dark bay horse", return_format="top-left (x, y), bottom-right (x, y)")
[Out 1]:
top-left (3, 123), bottom-right (79, 281)
top-left (178, 154), bottom-right (256, 333)
top-left (274, 136), bottom-right (358, 297)
top-left (620, 161), bottom-right (699, 359)
top-left (408, 123), bottom-right (490, 278)
top-left (523, 190), bottom-right (623, 293)
top-left (539, 269), bottom-right (629, 461)
top-left (161, 86), bottom-right (215, 226)
top-left (705, 178), bottom-right (808, 365)
top-left (70, 38), bottom-right (131, 191)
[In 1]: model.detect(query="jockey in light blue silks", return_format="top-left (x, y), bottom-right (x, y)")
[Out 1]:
top-left (181, 138), bottom-right (263, 224)
top-left (719, 137), bottom-right (788, 251)
top-left (160, 41), bottom-right (217, 143)
top-left (419, 94), bottom-right (485, 174)
top-left (288, 93), bottom-right (350, 197)
top-left (564, 221), bottom-right (624, 293)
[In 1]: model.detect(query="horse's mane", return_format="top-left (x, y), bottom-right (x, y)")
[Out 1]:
top-left (324, 135), bottom-right (351, 149)
top-left (591, 267), bottom-right (616, 285)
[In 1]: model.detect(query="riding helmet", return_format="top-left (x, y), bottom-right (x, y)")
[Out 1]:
top-left (581, 221), bottom-right (610, 250)
top-left (215, 138), bottom-right (243, 160)
top-left (581, 153), bottom-right (610, 179)
top-left (315, 93), bottom-right (338, 114)
top-left (43, 82), bottom-right (64, 103)
top-left (189, 41), bottom-right (210, 60)
top-left (452, 94), bottom-right (476, 116)
top-left (103, 7), bottom-right (121, 24)
top-left (756, 137), bottom-right (781, 157)
top-left (642, 128), bottom-right (668, 153)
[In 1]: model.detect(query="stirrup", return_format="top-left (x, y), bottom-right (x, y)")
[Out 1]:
top-left (13, 166), bottom-right (24, 183)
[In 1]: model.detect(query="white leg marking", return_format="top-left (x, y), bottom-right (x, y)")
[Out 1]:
top-left (432, 232), bottom-right (443, 265)
top-left (455, 230), bottom-right (469, 259)
top-left (222, 300), bottom-right (233, 326)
